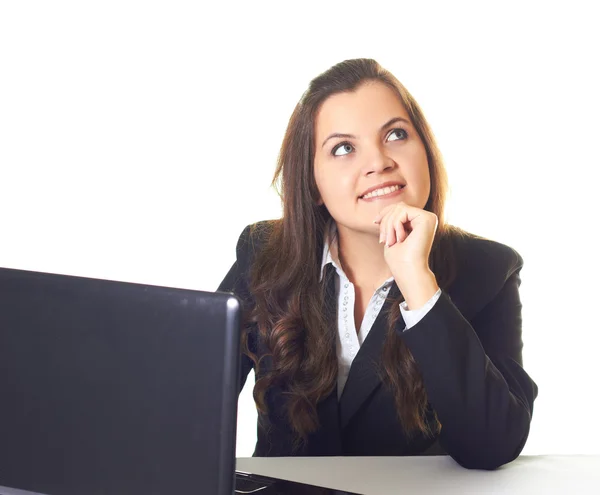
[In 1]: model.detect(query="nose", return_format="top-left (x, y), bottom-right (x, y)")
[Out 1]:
top-left (365, 146), bottom-right (395, 176)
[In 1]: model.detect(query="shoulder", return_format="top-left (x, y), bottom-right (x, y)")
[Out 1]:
top-left (446, 227), bottom-right (524, 319)
top-left (219, 220), bottom-right (278, 311)
top-left (452, 228), bottom-right (523, 277)
top-left (234, 219), bottom-right (280, 263)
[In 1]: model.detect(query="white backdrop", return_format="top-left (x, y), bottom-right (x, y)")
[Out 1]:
top-left (1, 1), bottom-right (598, 457)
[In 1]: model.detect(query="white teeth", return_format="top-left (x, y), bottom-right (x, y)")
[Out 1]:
top-left (362, 184), bottom-right (401, 199)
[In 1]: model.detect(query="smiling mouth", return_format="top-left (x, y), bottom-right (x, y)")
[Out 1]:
top-left (359, 184), bottom-right (405, 200)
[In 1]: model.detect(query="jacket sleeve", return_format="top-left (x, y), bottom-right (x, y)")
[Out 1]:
top-left (216, 224), bottom-right (256, 394)
top-left (400, 251), bottom-right (538, 470)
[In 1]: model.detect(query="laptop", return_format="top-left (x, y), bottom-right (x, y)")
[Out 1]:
top-left (0, 266), bottom-right (241, 495)
top-left (0, 267), bottom-right (362, 495)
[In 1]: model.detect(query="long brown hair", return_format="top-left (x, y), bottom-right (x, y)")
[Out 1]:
top-left (242, 58), bottom-right (469, 448)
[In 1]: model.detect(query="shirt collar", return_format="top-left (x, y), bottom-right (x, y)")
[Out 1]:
top-left (319, 219), bottom-right (341, 282)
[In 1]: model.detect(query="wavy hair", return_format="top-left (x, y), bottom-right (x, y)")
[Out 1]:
top-left (242, 58), bottom-right (469, 449)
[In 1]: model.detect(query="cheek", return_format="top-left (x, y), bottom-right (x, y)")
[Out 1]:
top-left (315, 167), bottom-right (352, 201)
top-left (413, 155), bottom-right (431, 203)
top-left (313, 166), bottom-right (327, 195)
top-left (405, 148), bottom-right (430, 184)
top-left (415, 161), bottom-right (430, 185)
top-left (327, 175), bottom-right (355, 202)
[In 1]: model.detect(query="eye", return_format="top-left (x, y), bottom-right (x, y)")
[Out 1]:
top-left (332, 142), bottom-right (354, 157)
top-left (386, 128), bottom-right (408, 142)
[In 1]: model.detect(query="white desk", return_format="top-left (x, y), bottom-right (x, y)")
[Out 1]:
top-left (236, 455), bottom-right (600, 494)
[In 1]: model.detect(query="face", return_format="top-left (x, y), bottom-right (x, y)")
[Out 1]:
top-left (313, 81), bottom-right (431, 237)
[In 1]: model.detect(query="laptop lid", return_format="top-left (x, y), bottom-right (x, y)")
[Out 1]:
top-left (0, 267), bottom-right (241, 495)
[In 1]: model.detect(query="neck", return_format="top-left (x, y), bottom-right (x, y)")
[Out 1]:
top-left (336, 223), bottom-right (393, 290)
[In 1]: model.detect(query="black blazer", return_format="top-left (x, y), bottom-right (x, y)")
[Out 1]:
top-left (218, 221), bottom-right (538, 470)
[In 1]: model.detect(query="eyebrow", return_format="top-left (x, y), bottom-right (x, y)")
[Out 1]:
top-left (320, 117), bottom-right (411, 149)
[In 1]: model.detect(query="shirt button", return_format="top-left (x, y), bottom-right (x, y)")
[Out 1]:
top-left (383, 287), bottom-right (388, 291)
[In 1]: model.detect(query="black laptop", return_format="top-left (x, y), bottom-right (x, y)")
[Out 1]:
top-left (0, 267), bottom-right (361, 495)
top-left (0, 267), bottom-right (241, 495)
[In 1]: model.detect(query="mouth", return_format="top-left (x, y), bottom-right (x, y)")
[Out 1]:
top-left (359, 184), bottom-right (406, 201)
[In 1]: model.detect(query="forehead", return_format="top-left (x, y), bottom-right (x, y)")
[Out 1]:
top-left (314, 81), bottom-right (409, 137)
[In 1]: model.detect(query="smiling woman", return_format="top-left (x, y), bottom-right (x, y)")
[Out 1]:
top-left (217, 58), bottom-right (538, 470)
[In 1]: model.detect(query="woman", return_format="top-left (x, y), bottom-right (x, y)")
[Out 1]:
top-left (218, 58), bottom-right (538, 470)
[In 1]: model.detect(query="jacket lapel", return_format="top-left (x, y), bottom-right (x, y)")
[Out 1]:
top-left (338, 283), bottom-right (404, 429)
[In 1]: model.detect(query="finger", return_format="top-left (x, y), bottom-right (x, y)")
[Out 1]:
top-left (379, 207), bottom-right (398, 245)
top-left (391, 207), bottom-right (411, 245)
top-left (379, 215), bottom-right (389, 243)
top-left (394, 217), bottom-right (408, 243)
top-left (380, 211), bottom-right (393, 244)
top-left (386, 211), bottom-right (399, 247)
top-left (386, 216), bottom-right (398, 247)
top-left (373, 205), bottom-right (394, 224)
top-left (385, 225), bottom-right (396, 247)
top-left (373, 211), bottom-right (385, 224)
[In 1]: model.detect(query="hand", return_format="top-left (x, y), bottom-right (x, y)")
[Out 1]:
top-left (374, 202), bottom-right (440, 310)
top-left (373, 202), bottom-right (439, 273)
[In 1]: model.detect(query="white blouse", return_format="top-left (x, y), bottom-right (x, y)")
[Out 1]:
top-left (319, 221), bottom-right (442, 399)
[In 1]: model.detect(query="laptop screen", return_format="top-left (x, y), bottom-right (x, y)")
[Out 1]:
top-left (0, 267), bottom-right (241, 495)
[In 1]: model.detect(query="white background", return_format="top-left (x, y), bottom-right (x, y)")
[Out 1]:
top-left (1, 1), bottom-right (598, 457)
